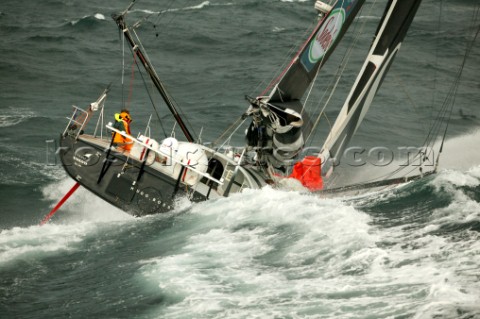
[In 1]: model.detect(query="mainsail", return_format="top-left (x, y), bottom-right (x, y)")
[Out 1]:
top-left (321, 0), bottom-right (423, 168)
top-left (247, 0), bottom-right (366, 164)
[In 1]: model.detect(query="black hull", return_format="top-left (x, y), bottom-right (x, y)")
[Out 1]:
top-left (59, 133), bottom-right (431, 216)
top-left (59, 135), bottom-right (200, 215)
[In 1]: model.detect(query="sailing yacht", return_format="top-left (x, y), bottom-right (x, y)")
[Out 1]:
top-left (51, 0), bottom-right (467, 218)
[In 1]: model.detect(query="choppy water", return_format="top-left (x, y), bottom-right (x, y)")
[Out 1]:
top-left (1, 0), bottom-right (479, 318)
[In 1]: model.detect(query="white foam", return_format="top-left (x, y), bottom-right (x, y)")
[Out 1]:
top-left (69, 13), bottom-right (106, 26)
top-left (136, 188), bottom-right (382, 317)
top-left (432, 168), bottom-right (480, 189)
top-left (186, 1), bottom-right (210, 10)
top-left (0, 222), bottom-right (90, 266)
top-left (439, 129), bottom-right (480, 171)
top-left (133, 184), bottom-right (480, 317)
top-left (0, 177), bottom-right (138, 264)
top-left (133, 9), bottom-right (159, 15)
top-left (94, 13), bottom-right (105, 20)
top-left (425, 167), bottom-right (480, 226)
top-left (41, 178), bottom-right (134, 224)
top-left (0, 107), bottom-right (35, 128)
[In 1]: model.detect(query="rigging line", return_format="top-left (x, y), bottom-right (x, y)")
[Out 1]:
top-left (404, 51), bottom-right (452, 156)
top-left (423, 88), bottom-right (452, 152)
top-left (427, 0), bottom-right (443, 133)
top-left (366, 47), bottom-right (475, 185)
top-left (130, 0), bottom-right (173, 28)
top-left (303, 0), bottom-right (347, 113)
top-left (121, 26), bottom-right (126, 108)
top-left (422, 8), bottom-right (480, 159)
top-left (254, 20), bottom-right (318, 97)
top-left (305, 0), bottom-right (375, 126)
top-left (163, 0), bottom-right (185, 30)
top-left (345, 114), bottom-right (453, 183)
top-left (306, 0), bottom-right (376, 144)
top-left (262, 18), bottom-right (319, 96)
top-left (329, 4), bottom-right (480, 186)
top-left (380, 152), bottom-right (438, 186)
top-left (391, 73), bottom-right (429, 137)
top-left (437, 10), bottom-right (480, 156)
top-left (132, 26), bottom-right (197, 139)
top-left (213, 115), bottom-right (245, 146)
top-left (134, 0), bottom-right (177, 31)
top-left (421, 0), bottom-right (450, 150)
top-left (216, 117), bottom-right (248, 151)
top-left (323, 112), bottom-right (333, 133)
top-left (342, 149), bottom-right (429, 187)
top-left (131, 51), bottom-right (169, 139)
top-left (372, 103), bottom-right (455, 183)
top-left (153, 0), bottom-right (179, 28)
top-left (302, 20), bottom-right (333, 114)
top-left (126, 52), bottom-right (137, 108)
top-left (420, 89), bottom-right (451, 155)
top-left (259, 12), bottom-right (324, 96)
top-left (119, 0), bottom-right (136, 109)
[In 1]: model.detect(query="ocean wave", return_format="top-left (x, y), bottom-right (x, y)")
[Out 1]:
top-left (0, 107), bottom-right (36, 128)
top-left (40, 178), bottom-right (134, 224)
top-left (280, 0), bottom-right (308, 3)
top-left (439, 130), bottom-right (480, 172)
top-left (133, 1), bottom-right (211, 15)
top-left (185, 1), bottom-right (211, 10)
top-left (136, 188), bottom-right (381, 316)
top-left (130, 185), bottom-right (480, 318)
top-left (133, 1), bottom-right (241, 17)
top-left (432, 167), bottom-right (480, 190)
top-left (27, 34), bottom-right (76, 43)
top-left (0, 148), bottom-right (66, 187)
top-left (65, 13), bottom-right (106, 28)
top-left (0, 223), bottom-right (89, 267)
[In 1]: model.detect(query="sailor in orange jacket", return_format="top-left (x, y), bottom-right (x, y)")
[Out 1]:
top-left (112, 109), bottom-right (133, 151)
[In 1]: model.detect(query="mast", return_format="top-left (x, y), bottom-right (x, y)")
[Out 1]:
top-left (321, 0), bottom-right (423, 167)
top-left (112, 11), bottom-right (195, 142)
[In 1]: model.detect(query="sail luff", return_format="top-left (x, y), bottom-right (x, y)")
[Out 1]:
top-left (268, 0), bottom-right (366, 103)
top-left (321, 0), bottom-right (423, 166)
top-left (113, 13), bottom-right (195, 143)
top-left (260, 5), bottom-right (332, 97)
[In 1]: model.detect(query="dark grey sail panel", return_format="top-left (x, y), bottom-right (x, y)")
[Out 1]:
top-left (324, 0), bottom-right (423, 162)
top-left (347, 62), bottom-right (377, 112)
top-left (373, 0), bottom-right (423, 56)
top-left (269, 0), bottom-right (366, 103)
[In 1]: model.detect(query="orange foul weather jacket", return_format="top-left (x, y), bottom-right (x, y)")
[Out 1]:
top-left (113, 112), bottom-right (133, 151)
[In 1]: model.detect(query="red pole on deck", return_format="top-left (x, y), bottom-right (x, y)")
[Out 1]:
top-left (40, 182), bottom-right (80, 226)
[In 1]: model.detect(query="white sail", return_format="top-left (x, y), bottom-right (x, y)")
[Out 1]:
top-left (320, 0), bottom-right (423, 169)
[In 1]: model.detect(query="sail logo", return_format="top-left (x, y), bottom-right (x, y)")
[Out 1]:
top-left (308, 9), bottom-right (345, 65)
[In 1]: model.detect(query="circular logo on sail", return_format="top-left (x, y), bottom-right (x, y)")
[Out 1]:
top-left (308, 8), bottom-right (345, 64)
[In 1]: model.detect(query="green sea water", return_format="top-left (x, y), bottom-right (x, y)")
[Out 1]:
top-left (1, 0), bottom-right (479, 318)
